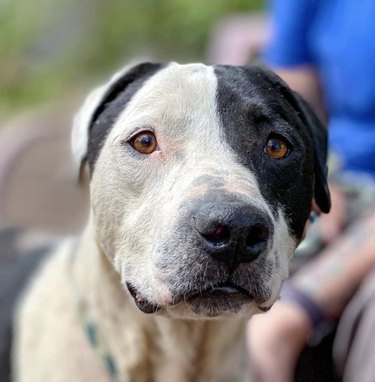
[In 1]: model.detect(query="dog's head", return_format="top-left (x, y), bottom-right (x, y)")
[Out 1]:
top-left (72, 62), bottom-right (330, 318)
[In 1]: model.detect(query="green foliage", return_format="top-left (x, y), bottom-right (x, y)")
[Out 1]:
top-left (0, 0), bottom-right (264, 112)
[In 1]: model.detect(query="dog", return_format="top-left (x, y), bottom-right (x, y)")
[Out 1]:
top-left (2, 62), bottom-right (330, 382)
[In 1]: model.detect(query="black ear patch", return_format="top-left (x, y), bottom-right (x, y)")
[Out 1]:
top-left (87, 62), bottom-right (165, 176)
top-left (291, 94), bottom-right (331, 213)
top-left (258, 68), bottom-right (331, 213)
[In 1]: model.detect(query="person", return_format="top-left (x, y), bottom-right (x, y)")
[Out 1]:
top-left (246, 1), bottom-right (375, 381)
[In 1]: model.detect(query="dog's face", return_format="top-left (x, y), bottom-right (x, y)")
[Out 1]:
top-left (72, 62), bottom-right (330, 318)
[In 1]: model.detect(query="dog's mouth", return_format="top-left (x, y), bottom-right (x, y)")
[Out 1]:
top-left (182, 282), bottom-right (254, 316)
top-left (126, 282), bottom-right (264, 315)
top-left (187, 282), bottom-right (252, 301)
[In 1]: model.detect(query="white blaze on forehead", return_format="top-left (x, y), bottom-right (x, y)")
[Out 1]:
top-left (110, 63), bottom-right (221, 143)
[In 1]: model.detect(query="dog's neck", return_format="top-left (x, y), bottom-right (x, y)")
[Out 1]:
top-left (71, 221), bottom-right (250, 382)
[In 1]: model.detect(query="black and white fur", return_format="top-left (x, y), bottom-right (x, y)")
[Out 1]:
top-left (4, 62), bottom-right (330, 382)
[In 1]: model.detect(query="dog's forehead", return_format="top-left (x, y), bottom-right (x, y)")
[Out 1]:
top-left (109, 63), bottom-right (306, 142)
top-left (213, 64), bottom-right (308, 132)
top-left (112, 63), bottom-right (219, 138)
top-left (88, 63), bottom-right (308, 172)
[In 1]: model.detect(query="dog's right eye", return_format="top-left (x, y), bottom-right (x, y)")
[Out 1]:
top-left (128, 131), bottom-right (158, 154)
top-left (265, 134), bottom-right (291, 159)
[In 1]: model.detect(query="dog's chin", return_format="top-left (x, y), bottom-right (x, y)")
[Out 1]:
top-left (178, 283), bottom-right (273, 318)
top-left (182, 290), bottom-right (252, 317)
top-left (126, 282), bottom-right (270, 318)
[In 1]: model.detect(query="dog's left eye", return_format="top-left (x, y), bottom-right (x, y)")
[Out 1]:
top-left (265, 135), bottom-right (291, 159)
top-left (129, 132), bottom-right (157, 154)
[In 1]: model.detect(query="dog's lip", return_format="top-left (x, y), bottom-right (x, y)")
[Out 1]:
top-left (126, 282), bottom-right (160, 314)
top-left (185, 282), bottom-right (253, 302)
top-left (126, 281), bottom-right (254, 313)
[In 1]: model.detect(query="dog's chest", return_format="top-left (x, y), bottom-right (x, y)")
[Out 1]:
top-left (142, 317), bottom-right (250, 382)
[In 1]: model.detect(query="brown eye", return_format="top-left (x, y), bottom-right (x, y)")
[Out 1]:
top-left (130, 132), bottom-right (157, 154)
top-left (265, 136), bottom-right (290, 159)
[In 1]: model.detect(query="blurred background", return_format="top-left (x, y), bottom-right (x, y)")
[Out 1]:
top-left (0, 0), bottom-right (265, 237)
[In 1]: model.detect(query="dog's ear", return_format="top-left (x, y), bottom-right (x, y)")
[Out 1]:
top-left (256, 67), bottom-right (331, 213)
top-left (71, 62), bottom-right (164, 178)
top-left (71, 65), bottom-right (131, 174)
top-left (292, 94), bottom-right (331, 214)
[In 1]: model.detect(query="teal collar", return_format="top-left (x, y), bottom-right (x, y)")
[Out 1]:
top-left (68, 242), bottom-right (123, 382)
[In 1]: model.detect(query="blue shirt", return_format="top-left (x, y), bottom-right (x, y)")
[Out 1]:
top-left (265, 0), bottom-right (375, 177)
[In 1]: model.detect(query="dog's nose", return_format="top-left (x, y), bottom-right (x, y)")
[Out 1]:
top-left (193, 202), bottom-right (270, 266)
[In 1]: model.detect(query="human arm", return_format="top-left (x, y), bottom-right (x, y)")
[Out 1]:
top-left (293, 212), bottom-right (375, 319)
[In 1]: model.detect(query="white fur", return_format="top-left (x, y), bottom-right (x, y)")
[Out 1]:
top-left (14, 222), bottom-right (251, 381)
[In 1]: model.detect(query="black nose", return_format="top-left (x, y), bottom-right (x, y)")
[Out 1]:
top-left (193, 202), bottom-right (271, 266)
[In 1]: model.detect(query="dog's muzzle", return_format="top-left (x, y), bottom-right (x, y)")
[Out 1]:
top-left (126, 196), bottom-right (275, 316)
